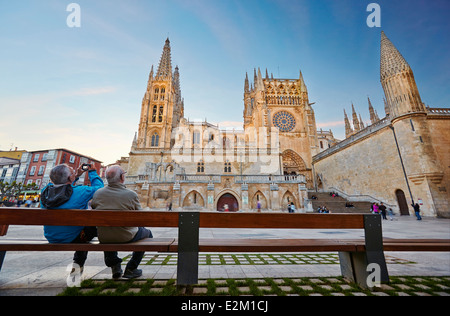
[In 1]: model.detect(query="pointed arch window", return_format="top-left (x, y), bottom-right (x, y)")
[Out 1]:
top-left (154, 88), bottom-right (159, 101)
top-left (151, 133), bottom-right (160, 147)
top-left (151, 105), bottom-right (158, 123)
top-left (158, 106), bottom-right (164, 122)
top-left (197, 160), bottom-right (205, 173)
top-left (224, 161), bottom-right (231, 173)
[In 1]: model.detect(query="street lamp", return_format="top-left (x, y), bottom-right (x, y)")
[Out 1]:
top-left (389, 125), bottom-right (414, 205)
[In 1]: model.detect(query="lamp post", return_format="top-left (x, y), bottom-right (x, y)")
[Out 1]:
top-left (389, 125), bottom-right (414, 205)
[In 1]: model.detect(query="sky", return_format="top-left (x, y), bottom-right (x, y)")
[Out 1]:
top-left (0, 0), bottom-right (449, 165)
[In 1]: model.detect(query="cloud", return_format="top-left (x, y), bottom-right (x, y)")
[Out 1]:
top-left (316, 120), bottom-right (344, 128)
top-left (216, 121), bottom-right (243, 130)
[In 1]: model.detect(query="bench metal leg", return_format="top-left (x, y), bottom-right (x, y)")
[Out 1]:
top-left (0, 251), bottom-right (6, 273)
top-left (176, 212), bottom-right (199, 286)
top-left (339, 251), bottom-right (371, 288)
top-left (364, 214), bottom-right (389, 284)
top-left (340, 215), bottom-right (389, 289)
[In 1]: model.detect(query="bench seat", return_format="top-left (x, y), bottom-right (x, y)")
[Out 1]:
top-left (171, 238), bottom-right (361, 253)
top-left (0, 238), bottom-right (175, 252)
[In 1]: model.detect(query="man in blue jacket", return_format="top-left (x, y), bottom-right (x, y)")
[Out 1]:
top-left (41, 163), bottom-right (104, 272)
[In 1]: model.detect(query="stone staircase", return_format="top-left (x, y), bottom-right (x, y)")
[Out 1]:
top-left (308, 192), bottom-right (373, 214)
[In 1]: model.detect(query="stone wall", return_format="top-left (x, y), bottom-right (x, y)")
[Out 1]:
top-left (313, 114), bottom-right (449, 218)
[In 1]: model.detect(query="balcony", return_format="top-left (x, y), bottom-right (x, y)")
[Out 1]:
top-left (126, 174), bottom-right (306, 185)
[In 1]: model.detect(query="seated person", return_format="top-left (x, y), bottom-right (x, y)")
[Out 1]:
top-left (41, 163), bottom-right (104, 273)
top-left (91, 165), bottom-right (153, 279)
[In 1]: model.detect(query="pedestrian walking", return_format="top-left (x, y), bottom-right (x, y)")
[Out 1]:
top-left (379, 202), bottom-right (387, 220)
top-left (412, 203), bottom-right (422, 220)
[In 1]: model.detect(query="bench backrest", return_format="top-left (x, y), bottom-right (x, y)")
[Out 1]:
top-left (0, 208), bottom-right (366, 230)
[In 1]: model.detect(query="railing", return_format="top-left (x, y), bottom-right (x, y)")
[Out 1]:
top-left (126, 174), bottom-right (306, 185)
top-left (235, 174), bottom-right (305, 184)
top-left (328, 187), bottom-right (396, 209)
top-left (176, 174), bottom-right (221, 183)
top-left (427, 107), bottom-right (450, 115)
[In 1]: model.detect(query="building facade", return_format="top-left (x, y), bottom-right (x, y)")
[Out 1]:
top-left (125, 34), bottom-right (449, 217)
top-left (17, 148), bottom-right (102, 190)
top-left (126, 39), bottom-right (314, 211)
top-left (313, 32), bottom-right (449, 218)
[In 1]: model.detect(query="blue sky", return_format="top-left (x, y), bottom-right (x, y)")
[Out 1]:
top-left (0, 0), bottom-right (449, 164)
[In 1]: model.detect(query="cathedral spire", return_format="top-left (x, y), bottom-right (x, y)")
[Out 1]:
top-left (244, 72), bottom-right (249, 93)
top-left (344, 109), bottom-right (353, 138)
top-left (380, 31), bottom-right (425, 119)
top-left (368, 97), bottom-right (379, 124)
top-left (299, 70), bottom-right (307, 93)
top-left (380, 31), bottom-right (411, 81)
top-left (255, 68), bottom-right (264, 91)
top-left (156, 38), bottom-right (173, 79)
top-left (351, 103), bottom-right (360, 132)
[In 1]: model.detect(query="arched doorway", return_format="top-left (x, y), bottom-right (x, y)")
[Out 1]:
top-left (182, 190), bottom-right (205, 208)
top-left (281, 190), bottom-right (296, 211)
top-left (251, 191), bottom-right (268, 211)
top-left (282, 150), bottom-right (307, 175)
top-left (395, 189), bottom-right (410, 216)
top-left (217, 193), bottom-right (239, 212)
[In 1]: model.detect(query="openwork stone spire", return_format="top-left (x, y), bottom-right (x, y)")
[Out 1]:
top-left (380, 31), bottom-right (425, 118)
top-left (380, 31), bottom-right (411, 81)
top-left (156, 38), bottom-right (173, 79)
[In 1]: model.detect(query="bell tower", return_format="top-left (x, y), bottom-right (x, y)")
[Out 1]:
top-left (135, 38), bottom-right (184, 150)
top-left (380, 31), bottom-right (444, 214)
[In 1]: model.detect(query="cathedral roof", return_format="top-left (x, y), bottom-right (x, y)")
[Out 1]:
top-left (380, 31), bottom-right (411, 80)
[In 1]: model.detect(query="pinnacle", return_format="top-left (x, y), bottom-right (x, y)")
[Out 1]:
top-left (156, 38), bottom-right (173, 79)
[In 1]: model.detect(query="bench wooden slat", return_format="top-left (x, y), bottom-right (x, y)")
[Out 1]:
top-left (383, 241), bottom-right (450, 252)
top-left (0, 209), bottom-right (366, 229)
top-left (0, 238), bottom-right (175, 252)
top-left (0, 208), bottom-right (179, 228)
top-left (0, 225), bottom-right (8, 236)
top-left (199, 213), bottom-right (365, 229)
top-left (169, 239), bottom-right (360, 252)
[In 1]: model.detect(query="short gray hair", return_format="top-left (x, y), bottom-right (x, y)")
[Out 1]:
top-left (106, 165), bottom-right (124, 184)
top-left (50, 164), bottom-right (71, 185)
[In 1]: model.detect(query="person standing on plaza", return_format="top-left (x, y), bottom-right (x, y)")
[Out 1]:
top-left (91, 165), bottom-right (153, 279)
top-left (379, 202), bottom-right (387, 220)
top-left (412, 203), bottom-right (422, 220)
top-left (372, 203), bottom-right (380, 214)
top-left (388, 207), bottom-right (395, 221)
top-left (289, 202), bottom-right (296, 213)
top-left (40, 163), bottom-right (104, 274)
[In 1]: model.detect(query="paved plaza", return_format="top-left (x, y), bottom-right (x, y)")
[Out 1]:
top-left (0, 214), bottom-right (449, 296)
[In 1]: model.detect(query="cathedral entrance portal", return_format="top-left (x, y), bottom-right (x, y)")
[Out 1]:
top-left (217, 193), bottom-right (239, 212)
top-left (395, 189), bottom-right (410, 216)
top-left (282, 150), bottom-right (307, 175)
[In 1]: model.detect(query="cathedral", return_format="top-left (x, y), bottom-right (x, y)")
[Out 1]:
top-left (124, 33), bottom-right (449, 217)
top-left (126, 38), bottom-right (317, 212)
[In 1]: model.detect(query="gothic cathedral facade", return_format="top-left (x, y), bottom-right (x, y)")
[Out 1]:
top-left (125, 33), bottom-right (449, 217)
top-left (126, 38), bottom-right (315, 212)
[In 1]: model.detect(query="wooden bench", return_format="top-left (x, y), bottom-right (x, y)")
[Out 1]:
top-left (1, 208), bottom-right (449, 289)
